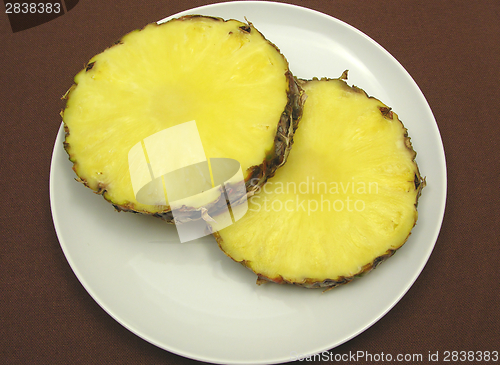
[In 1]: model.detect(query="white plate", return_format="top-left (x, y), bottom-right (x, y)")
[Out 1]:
top-left (50, 2), bottom-right (446, 364)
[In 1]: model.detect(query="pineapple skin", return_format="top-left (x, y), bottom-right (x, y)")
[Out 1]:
top-left (213, 73), bottom-right (425, 290)
top-left (213, 229), bottom-right (399, 289)
top-left (61, 15), bottom-right (305, 222)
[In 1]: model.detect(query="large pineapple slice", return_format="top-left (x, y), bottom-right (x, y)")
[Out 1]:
top-left (212, 74), bottom-right (425, 289)
top-left (62, 15), bottom-right (303, 221)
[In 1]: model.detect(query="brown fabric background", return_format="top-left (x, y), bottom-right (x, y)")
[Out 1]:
top-left (1, 1), bottom-right (499, 364)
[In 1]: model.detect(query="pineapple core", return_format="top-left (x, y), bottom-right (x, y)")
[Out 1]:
top-left (213, 77), bottom-right (424, 288)
top-left (63, 16), bottom-right (291, 214)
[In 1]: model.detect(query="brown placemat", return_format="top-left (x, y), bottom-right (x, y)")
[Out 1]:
top-left (1, 1), bottom-right (499, 364)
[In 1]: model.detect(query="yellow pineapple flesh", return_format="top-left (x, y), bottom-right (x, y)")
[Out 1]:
top-left (62, 16), bottom-right (303, 220)
top-left (212, 74), bottom-right (425, 288)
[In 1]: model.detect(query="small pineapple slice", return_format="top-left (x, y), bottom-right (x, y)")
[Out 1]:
top-left (212, 74), bottom-right (425, 289)
top-left (62, 15), bottom-right (303, 220)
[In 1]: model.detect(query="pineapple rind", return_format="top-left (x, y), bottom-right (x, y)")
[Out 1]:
top-left (213, 74), bottom-right (425, 289)
top-left (62, 15), bottom-right (304, 221)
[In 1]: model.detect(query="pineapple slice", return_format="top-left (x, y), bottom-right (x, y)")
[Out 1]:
top-left (62, 15), bottom-right (303, 220)
top-left (212, 74), bottom-right (425, 289)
